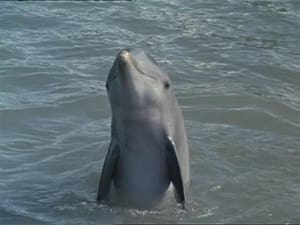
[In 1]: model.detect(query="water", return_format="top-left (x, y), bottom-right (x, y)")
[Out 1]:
top-left (0, 0), bottom-right (299, 224)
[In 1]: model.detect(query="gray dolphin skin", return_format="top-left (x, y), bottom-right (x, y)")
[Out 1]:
top-left (97, 48), bottom-right (189, 209)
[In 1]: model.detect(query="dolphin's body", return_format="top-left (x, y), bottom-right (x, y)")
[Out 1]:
top-left (97, 48), bottom-right (189, 209)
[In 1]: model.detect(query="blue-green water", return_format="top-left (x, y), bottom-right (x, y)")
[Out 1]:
top-left (0, 1), bottom-right (299, 224)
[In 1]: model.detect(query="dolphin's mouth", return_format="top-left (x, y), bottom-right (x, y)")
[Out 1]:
top-left (118, 50), bottom-right (145, 74)
top-left (117, 50), bottom-right (156, 80)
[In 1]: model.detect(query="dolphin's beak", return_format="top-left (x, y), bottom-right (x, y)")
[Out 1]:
top-left (117, 49), bottom-right (147, 77)
top-left (117, 50), bottom-right (131, 66)
top-left (119, 50), bottom-right (130, 60)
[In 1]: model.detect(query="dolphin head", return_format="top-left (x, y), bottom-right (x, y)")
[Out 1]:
top-left (106, 48), bottom-right (172, 110)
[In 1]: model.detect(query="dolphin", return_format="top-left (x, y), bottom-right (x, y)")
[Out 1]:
top-left (97, 48), bottom-right (189, 209)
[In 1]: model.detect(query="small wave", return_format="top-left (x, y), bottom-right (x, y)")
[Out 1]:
top-left (0, 199), bottom-right (52, 224)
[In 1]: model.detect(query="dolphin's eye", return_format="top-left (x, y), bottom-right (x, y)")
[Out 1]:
top-left (164, 81), bottom-right (170, 89)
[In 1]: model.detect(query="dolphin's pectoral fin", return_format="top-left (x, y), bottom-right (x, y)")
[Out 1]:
top-left (165, 137), bottom-right (185, 208)
top-left (97, 141), bottom-right (119, 203)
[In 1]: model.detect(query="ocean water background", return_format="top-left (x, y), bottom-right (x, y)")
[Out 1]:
top-left (0, 0), bottom-right (299, 224)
